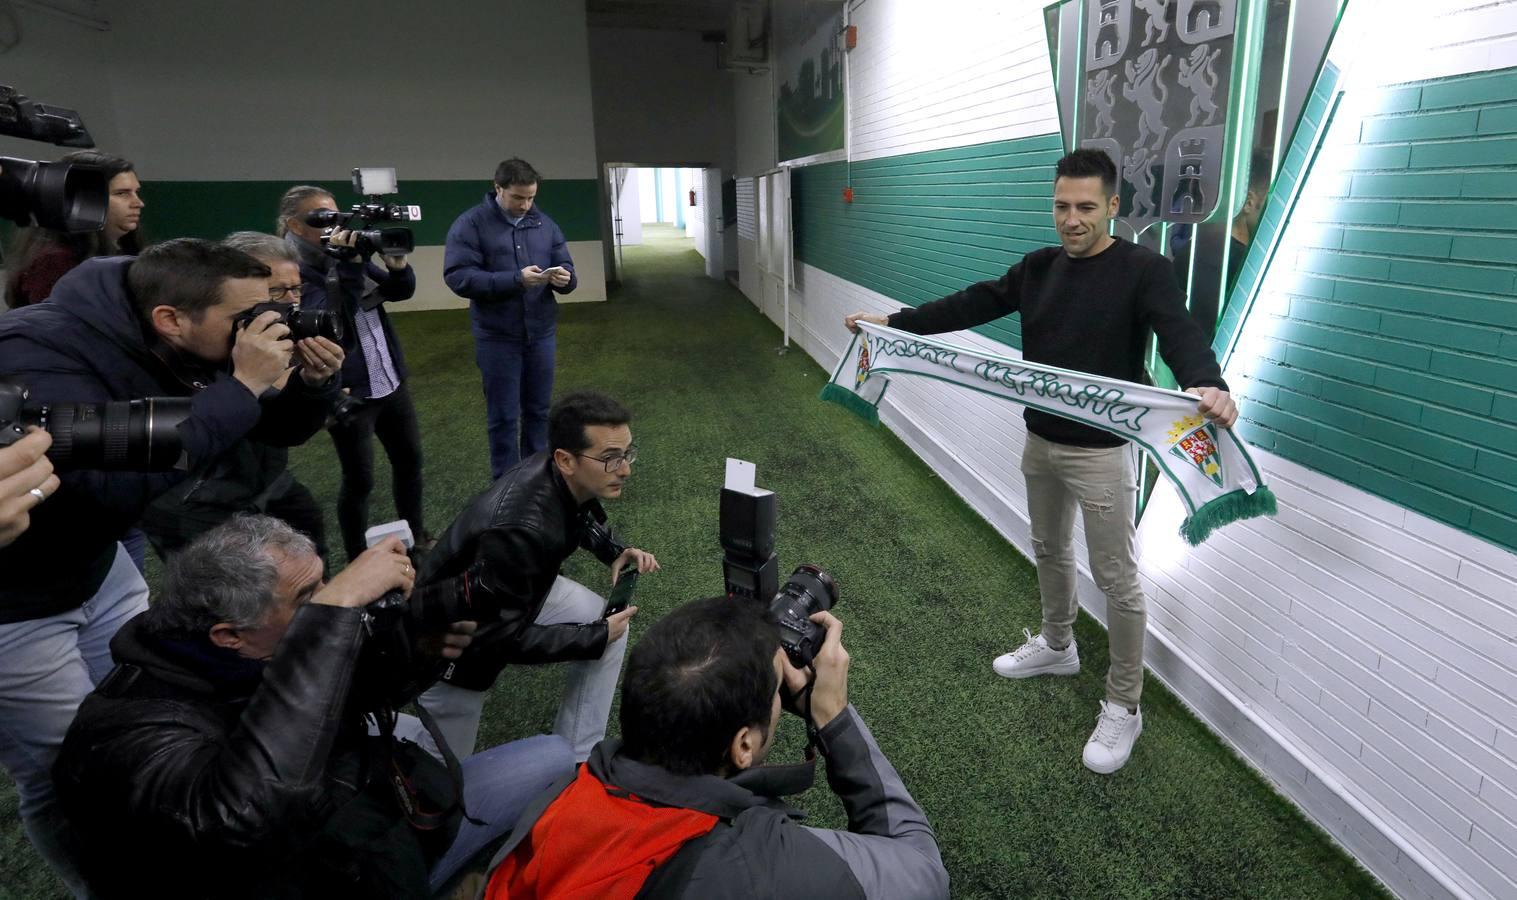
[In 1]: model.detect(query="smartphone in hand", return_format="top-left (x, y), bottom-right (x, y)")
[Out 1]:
top-left (606, 569), bottom-right (637, 616)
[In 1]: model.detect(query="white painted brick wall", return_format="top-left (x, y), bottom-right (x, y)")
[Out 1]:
top-left (733, 1), bottom-right (1517, 898)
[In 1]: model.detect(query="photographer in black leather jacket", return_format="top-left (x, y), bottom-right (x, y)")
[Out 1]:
top-left (53, 515), bottom-right (574, 899)
top-left (416, 391), bottom-right (658, 761)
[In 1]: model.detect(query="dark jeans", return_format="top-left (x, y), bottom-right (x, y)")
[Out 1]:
top-left (329, 384), bottom-right (425, 561)
top-left (475, 334), bottom-right (555, 478)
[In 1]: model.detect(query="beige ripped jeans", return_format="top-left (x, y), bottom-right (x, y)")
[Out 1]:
top-left (1020, 432), bottom-right (1147, 709)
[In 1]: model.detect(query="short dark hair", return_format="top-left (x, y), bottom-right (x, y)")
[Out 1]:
top-left (1055, 148), bottom-right (1118, 197)
top-left (494, 157), bottom-right (541, 188)
top-left (127, 238), bottom-right (270, 321)
top-left (619, 597), bottom-right (780, 776)
top-left (548, 391), bottom-right (631, 454)
top-left (1246, 150), bottom-right (1273, 194)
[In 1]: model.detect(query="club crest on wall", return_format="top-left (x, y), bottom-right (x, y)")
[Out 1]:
top-left (1078, 0), bottom-right (1236, 232)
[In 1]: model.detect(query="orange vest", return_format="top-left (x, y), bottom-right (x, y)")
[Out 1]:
top-left (486, 766), bottom-right (720, 900)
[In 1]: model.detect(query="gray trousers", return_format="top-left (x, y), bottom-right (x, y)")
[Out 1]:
top-left (417, 576), bottom-right (628, 761)
top-left (1021, 433), bottom-right (1147, 708)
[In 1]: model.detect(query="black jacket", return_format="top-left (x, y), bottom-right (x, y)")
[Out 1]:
top-left (0, 257), bottom-right (333, 621)
top-left (289, 234), bottom-right (416, 399)
top-left (53, 603), bottom-right (455, 899)
top-left (889, 238), bottom-right (1227, 448)
top-left (483, 707), bottom-right (950, 900)
top-left (419, 452), bottom-right (621, 691)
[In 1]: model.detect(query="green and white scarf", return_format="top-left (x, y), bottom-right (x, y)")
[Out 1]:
top-left (820, 322), bottom-right (1277, 545)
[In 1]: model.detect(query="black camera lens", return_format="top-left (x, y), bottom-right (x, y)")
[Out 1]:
top-left (288, 309), bottom-right (343, 344)
top-left (352, 227), bottom-right (414, 257)
top-left (43, 398), bottom-right (191, 471)
top-left (0, 156), bottom-right (108, 232)
top-left (770, 564), bottom-right (838, 668)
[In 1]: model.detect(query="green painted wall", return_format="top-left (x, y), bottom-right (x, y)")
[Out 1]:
top-left (792, 133), bottom-right (1067, 350)
top-left (139, 179), bottom-right (603, 244)
top-left (1235, 66), bottom-right (1517, 550)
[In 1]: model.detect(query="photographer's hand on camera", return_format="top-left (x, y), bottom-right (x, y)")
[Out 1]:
top-left (312, 535), bottom-right (414, 609)
top-left (231, 310), bottom-right (294, 396)
top-left (789, 611), bottom-right (850, 729)
top-left (0, 429), bottom-right (58, 547)
top-left (294, 336), bottom-right (345, 387)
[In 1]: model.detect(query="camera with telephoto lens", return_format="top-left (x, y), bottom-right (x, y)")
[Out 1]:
top-left (0, 380), bottom-right (190, 471)
top-left (234, 300), bottom-right (344, 344)
top-left (717, 463), bottom-right (840, 668)
top-left (303, 166), bottom-right (421, 259)
top-left (0, 85), bottom-right (108, 232)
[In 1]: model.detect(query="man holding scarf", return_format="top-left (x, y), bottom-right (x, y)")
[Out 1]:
top-left (845, 148), bottom-right (1238, 774)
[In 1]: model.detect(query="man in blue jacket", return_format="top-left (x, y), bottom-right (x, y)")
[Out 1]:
top-left (0, 239), bottom-right (338, 894)
top-left (443, 158), bottom-right (577, 479)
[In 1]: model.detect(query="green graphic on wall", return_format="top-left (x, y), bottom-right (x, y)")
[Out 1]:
top-left (776, 0), bottom-right (845, 163)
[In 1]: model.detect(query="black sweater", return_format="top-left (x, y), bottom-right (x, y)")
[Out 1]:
top-left (888, 237), bottom-right (1227, 448)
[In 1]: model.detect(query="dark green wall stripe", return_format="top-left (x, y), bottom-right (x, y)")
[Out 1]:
top-left (1233, 65), bottom-right (1517, 551)
top-left (141, 179), bottom-right (603, 244)
top-left (792, 134), bottom-right (1067, 350)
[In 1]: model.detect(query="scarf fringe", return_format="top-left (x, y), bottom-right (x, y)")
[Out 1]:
top-left (1180, 485), bottom-right (1278, 546)
top-left (819, 383), bottom-right (881, 426)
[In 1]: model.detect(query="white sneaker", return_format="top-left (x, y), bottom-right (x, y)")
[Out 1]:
top-left (1083, 700), bottom-right (1143, 774)
top-left (992, 629), bottom-right (1080, 679)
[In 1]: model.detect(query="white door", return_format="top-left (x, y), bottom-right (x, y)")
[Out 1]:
top-left (755, 170), bottom-right (792, 337)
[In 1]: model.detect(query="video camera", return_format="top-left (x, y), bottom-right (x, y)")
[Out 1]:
top-left (303, 167), bottom-right (421, 259)
top-left (0, 85), bottom-right (108, 232)
top-left (719, 460), bottom-right (838, 668)
top-left (0, 380), bottom-right (190, 472)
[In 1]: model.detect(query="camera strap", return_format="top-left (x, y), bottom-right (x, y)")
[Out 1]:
top-left (373, 704), bottom-right (485, 831)
top-left (795, 668), bottom-right (829, 760)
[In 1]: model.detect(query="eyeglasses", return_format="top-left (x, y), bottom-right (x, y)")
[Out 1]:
top-left (576, 444), bottom-right (638, 472)
top-left (268, 284), bottom-right (304, 302)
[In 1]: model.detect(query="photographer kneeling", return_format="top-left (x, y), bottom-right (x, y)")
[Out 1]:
top-left (482, 597), bottom-right (950, 900)
top-left (54, 515), bottom-right (575, 898)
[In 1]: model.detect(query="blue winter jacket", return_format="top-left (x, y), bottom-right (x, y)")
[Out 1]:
top-left (443, 193), bottom-right (577, 340)
top-left (0, 258), bottom-right (334, 622)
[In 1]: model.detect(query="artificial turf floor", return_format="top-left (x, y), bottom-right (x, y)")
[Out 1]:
top-left (0, 225), bottom-right (1388, 898)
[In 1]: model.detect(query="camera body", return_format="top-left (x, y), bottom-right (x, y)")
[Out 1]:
top-left (770, 564), bottom-right (838, 668)
top-left (303, 167), bottom-right (421, 259)
top-left (0, 379), bottom-right (190, 471)
top-left (234, 300), bottom-right (344, 345)
top-left (365, 559), bottom-right (509, 635)
top-left (0, 85), bottom-right (107, 231)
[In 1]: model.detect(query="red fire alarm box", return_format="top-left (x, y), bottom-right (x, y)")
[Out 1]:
top-left (689, 189), bottom-right (697, 207)
top-left (845, 25), bottom-right (857, 50)
top-left (842, 187), bottom-right (854, 203)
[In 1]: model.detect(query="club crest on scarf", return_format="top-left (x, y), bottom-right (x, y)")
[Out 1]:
top-left (855, 340), bottom-right (872, 389)
top-left (1166, 415), bottom-right (1223, 487)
